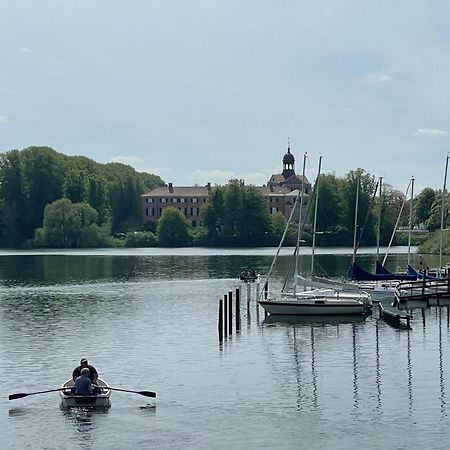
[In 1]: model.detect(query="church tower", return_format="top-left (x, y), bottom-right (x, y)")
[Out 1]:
top-left (282, 145), bottom-right (295, 179)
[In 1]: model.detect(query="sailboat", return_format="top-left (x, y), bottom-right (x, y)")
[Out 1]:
top-left (351, 176), bottom-right (417, 295)
top-left (258, 154), bottom-right (372, 316)
top-left (407, 155), bottom-right (450, 280)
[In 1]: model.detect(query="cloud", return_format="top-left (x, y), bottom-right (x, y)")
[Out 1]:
top-left (187, 169), bottom-right (274, 186)
top-left (414, 128), bottom-right (448, 137)
top-left (362, 73), bottom-right (392, 83)
top-left (20, 47), bottom-right (31, 53)
top-left (0, 116), bottom-right (9, 123)
top-left (188, 169), bottom-right (235, 185)
top-left (0, 88), bottom-right (14, 95)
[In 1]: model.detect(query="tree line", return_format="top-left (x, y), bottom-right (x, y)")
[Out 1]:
top-left (0, 146), bottom-right (445, 250)
top-left (0, 146), bottom-right (163, 247)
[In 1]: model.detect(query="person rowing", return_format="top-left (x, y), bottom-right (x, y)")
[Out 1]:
top-left (72, 358), bottom-right (98, 384)
top-left (73, 367), bottom-right (94, 396)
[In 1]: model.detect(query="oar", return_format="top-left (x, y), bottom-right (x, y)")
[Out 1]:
top-left (103, 387), bottom-right (156, 398)
top-left (9, 387), bottom-right (71, 401)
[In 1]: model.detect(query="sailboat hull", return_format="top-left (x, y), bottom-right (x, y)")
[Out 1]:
top-left (259, 290), bottom-right (371, 315)
top-left (259, 299), bottom-right (369, 315)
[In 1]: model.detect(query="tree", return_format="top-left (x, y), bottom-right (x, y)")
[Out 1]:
top-left (414, 187), bottom-right (436, 227)
top-left (425, 191), bottom-right (448, 231)
top-left (314, 173), bottom-right (342, 232)
top-left (342, 169), bottom-right (377, 246)
top-left (34, 198), bottom-right (108, 247)
top-left (0, 150), bottom-right (28, 245)
top-left (157, 207), bottom-right (192, 246)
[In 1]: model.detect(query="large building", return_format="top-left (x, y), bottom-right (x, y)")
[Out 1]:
top-left (141, 146), bottom-right (310, 228)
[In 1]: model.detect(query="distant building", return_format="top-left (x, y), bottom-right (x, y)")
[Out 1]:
top-left (141, 145), bottom-right (310, 228)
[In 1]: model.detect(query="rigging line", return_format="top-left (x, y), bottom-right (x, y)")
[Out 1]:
top-left (354, 178), bottom-right (380, 255)
top-left (382, 178), bottom-right (412, 266)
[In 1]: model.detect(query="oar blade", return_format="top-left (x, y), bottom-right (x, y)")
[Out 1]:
top-left (9, 393), bottom-right (28, 400)
top-left (139, 391), bottom-right (157, 398)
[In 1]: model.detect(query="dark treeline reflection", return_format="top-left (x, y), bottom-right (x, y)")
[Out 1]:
top-left (0, 252), bottom-right (420, 287)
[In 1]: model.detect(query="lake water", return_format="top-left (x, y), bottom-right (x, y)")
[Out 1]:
top-left (1, 247), bottom-right (450, 449)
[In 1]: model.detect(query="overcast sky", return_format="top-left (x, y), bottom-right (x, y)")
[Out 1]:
top-left (1, 0), bottom-right (450, 194)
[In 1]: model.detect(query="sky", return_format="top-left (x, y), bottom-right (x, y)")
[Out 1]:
top-left (1, 0), bottom-right (450, 194)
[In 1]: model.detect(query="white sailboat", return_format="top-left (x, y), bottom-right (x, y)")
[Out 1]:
top-left (258, 154), bottom-right (372, 316)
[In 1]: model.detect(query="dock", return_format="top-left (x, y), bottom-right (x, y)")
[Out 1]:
top-left (379, 302), bottom-right (412, 328)
top-left (395, 278), bottom-right (450, 305)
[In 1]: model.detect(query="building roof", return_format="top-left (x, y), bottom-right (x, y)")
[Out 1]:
top-left (141, 185), bottom-right (212, 197)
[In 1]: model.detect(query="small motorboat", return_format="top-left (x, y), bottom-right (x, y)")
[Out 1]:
top-left (59, 378), bottom-right (111, 408)
top-left (239, 268), bottom-right (258, 283)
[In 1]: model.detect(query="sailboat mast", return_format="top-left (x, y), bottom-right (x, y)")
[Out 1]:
top-left (294, 152), bottom-right (308, 292)
top-left (310, 156), bottom-right (322, 278)
top-left (407, 177), bottom-right (414, 266)
top-left (439, 155), bottom-right (449, 274)
top-left (352, 175), bottom-right (360, 264)
top-left (376, 177), bottom-right (383, 262)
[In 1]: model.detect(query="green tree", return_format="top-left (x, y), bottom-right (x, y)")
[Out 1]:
top-left (425, 191), bottom-right (448, 231)
top-left (414, 187), bottom-right (436, 227)
top-left (157, 207), bottom-right (192, 246)
top-left (314, 173), bottom-right (342, 232)
top-left (379, 185), bottom-right (405, 244)
top-left (342, 169), bottom-right (377, 246)
top-left (0, 150), bottom-right (28, 245)
top-left (35, 198), bottom-right (108, 247)
top-left (271, 211), bottom-right (286, 242)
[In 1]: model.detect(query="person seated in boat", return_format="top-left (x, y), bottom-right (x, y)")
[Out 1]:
top-left (72, 358), bottom-right (99, 384)
top-left (74, 367), bottom-right (94, 396)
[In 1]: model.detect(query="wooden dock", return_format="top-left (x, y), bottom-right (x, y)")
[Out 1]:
top-left (379, 302), bottom-right (412, 328)
top-left (394, 278), bottom-right (450, 305)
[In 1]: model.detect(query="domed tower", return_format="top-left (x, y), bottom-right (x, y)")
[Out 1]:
top-left (282, 145), bottom-right (295, 179)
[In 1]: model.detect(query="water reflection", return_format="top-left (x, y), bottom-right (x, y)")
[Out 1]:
top-left (263, 314), bottom-right (367, 414)
top-left (62, 407), bottom-right (109, 448)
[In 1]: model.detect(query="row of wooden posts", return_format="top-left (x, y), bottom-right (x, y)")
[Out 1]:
top-left (218, 281), bottom-right (268, 342)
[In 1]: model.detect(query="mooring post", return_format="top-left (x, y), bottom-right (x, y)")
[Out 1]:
top-left (256, 276), bottom-right (260, 304)
top-left (264, 282), bottom-right (268, 318)
top-left (236, 288), bottom-right (241, 332)
top-left (218, 299), bottom-right (223, 342)
top-left (224, 294), bottom-right (228, 338)
top-left (247, 283), bottom-right (251, 309)
top-left (228, 291), bottom-right (233, 336)
top-left (422, 272), bottom-right (426, 296)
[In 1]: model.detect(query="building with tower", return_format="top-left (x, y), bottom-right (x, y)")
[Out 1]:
top-left (141, 145), bottom-right (310, 228)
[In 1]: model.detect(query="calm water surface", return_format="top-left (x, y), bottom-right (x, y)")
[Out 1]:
top-left (1, 247), bottom-right (450, 449)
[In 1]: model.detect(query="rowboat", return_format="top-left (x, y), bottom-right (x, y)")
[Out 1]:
top-left (59, 378), bottom-right (111, 408)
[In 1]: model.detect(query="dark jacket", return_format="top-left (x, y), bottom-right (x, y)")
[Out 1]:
top-left (72, 364), bottom-right (98, 382)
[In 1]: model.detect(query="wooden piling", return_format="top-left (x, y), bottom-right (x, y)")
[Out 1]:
top-left (236, 288), bottom-right (241, 332)
top-left (264, 282), bottom-right (269, 318)
top-left (224, 294), bottom-right (228, 337)
top-left (228, 291), bottom-right (233, 336)
top-left (218, 299), bottom-right (223, 342)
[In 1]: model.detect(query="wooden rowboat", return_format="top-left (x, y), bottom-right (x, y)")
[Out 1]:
top-left (59, 378), bottom-right (111, 408)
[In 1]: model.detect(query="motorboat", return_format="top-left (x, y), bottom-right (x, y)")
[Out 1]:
top-left (59, 378), bottom-right (111, 408)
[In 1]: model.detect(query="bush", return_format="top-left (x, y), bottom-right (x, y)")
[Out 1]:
top-left (124, 231), bottom-right (157, 247)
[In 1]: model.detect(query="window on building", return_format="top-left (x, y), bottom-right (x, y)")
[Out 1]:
top-left (192, 220), bottom-right (197, 227)
top-left (192, 198), bottom-right (198, 203)
top-left (271, 207), bottom-right (278, 214)
top-left (161, 198), bottom-right (166, 203)
top-left (145, 208), bottom-right (149, 216)
top-left (180, 198), bottom-right (185, 203)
